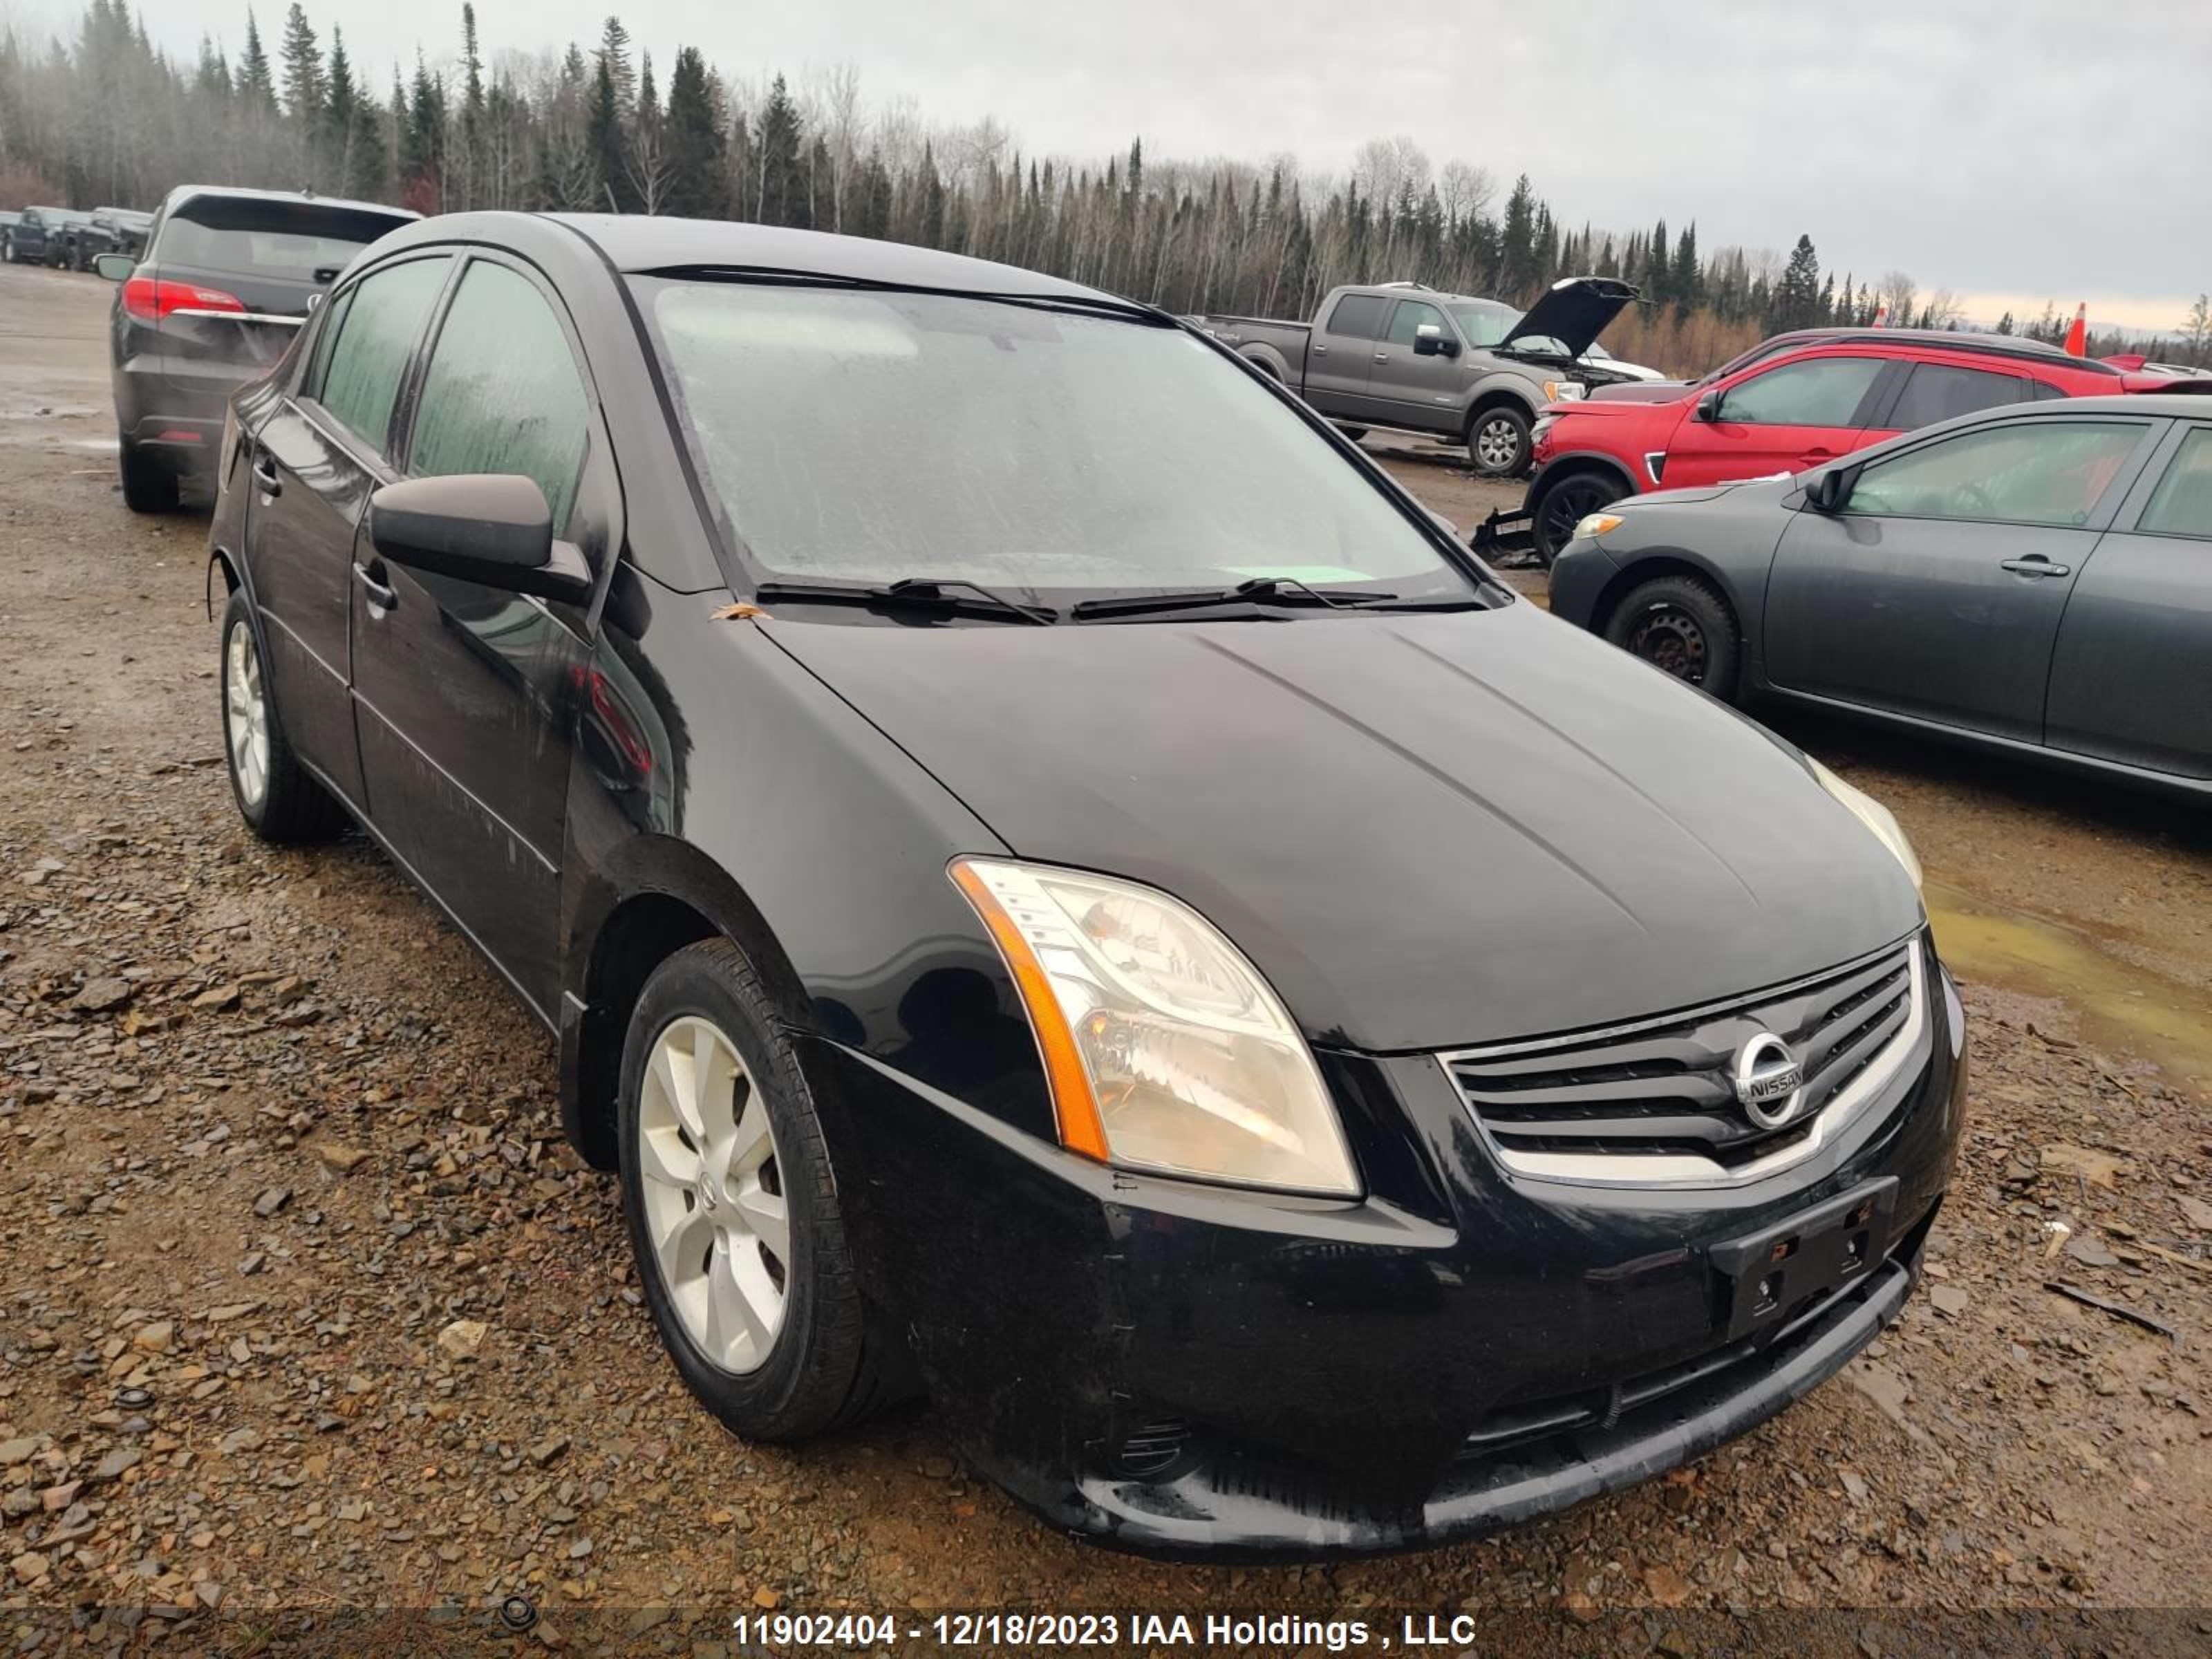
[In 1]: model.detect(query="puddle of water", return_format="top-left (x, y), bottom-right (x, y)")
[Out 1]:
top-left (1925, 879), bottom-right (2212, 1096)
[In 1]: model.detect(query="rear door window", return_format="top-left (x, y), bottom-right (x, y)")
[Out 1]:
top-left (1720, 356), bottom-right (1887, 427)
top-left (2135, 427), bottom-right (2212, 538)
top-left (1324, 294), bottom-right (1387, 339)
top-left (404, 261), bottom-right (591, 530)
top-left (1886, 363), bottom-right (2030, 427)
top-left (312, 256), bottom-right (451, 456)
top-left (156, 197), bottom-right (413, 281)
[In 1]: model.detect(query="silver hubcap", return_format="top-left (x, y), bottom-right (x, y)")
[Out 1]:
top-left (1474, 418), bottom-right (1521, 470)
top-left (225, 623), bottom-right (270, 811)
top-left (636, 1016), bottom-right (789, 1374)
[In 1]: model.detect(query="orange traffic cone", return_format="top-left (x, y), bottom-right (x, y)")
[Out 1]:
top-left (2063, 303), bottom-right (2087, 356)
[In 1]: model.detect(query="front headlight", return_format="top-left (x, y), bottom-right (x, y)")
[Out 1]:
top-left (1810, 759), bottom-right (1923, 892)
top-left (950, 857), bottom-right (1358, 1196)
top-left (1573, 512), bottom-right (1624, 541)
top-left (1542, 380), bottom-right (1586, 402)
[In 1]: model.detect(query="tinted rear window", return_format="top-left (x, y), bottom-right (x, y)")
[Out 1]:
top-left (159, 198), bottom-right (411, 281)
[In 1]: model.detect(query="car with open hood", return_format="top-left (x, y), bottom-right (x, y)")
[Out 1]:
top-left (1192, 275), bottom-right (1640, 476)
top-left (206, 212), bottom-right (1962, 1559)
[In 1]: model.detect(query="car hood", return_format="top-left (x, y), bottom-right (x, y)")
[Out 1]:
top-left (764, 603), bottom-right (1922, 1051)
top-left (1502, 276), bottom-right (1640, 358)
top-left (1588, 379), bottom-right (1694, 404)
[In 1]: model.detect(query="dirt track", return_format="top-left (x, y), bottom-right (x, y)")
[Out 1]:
top-left (2, 260), bottom-right (2209, 1644)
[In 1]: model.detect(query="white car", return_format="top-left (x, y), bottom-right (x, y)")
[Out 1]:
top-left (1581, 341), bottom-right (1669, 382)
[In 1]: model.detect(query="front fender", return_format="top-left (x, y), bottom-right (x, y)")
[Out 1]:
top-left (557, 603), bottom-right (1056, 1163)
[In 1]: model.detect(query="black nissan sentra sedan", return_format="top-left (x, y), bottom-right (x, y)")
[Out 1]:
top-left (206, 213), bottom-right (1963, 1559)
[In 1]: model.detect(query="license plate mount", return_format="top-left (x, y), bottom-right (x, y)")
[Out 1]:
top-left (1709, 1177), bottom-right (1900, 1342)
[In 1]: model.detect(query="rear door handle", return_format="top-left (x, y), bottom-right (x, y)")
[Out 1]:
top-left (1999, 557), bottom-right (2071, 578)
top-left (1374, 351), bottom-right (1391, 363)
top-left (353, 561), bottom-right (397, 611)
top-left (251, 456), bottom-right (282, 498)
top-left (1313, 343), bottom-right (1329, 355)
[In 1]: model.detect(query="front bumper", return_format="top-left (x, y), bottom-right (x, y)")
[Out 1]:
top-left (800, 941), bottom-right (1966, 1560)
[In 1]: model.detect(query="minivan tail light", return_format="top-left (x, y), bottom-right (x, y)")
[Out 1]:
top-left (121, 275), bottom-right (247, 322)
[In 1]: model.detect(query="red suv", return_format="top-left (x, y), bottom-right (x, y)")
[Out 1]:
top-left (1515, 331), bottom-right (2177, 561)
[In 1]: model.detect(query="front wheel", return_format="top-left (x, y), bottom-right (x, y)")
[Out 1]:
top-left (1530, 471), bottom-right (1627, 566)
top-left (619, 939), bottom-right (897, 1443)
top-left (1602, 574), bottom-right (1741, 699)
top-left (1466, 405), bottom-right (1533, 478)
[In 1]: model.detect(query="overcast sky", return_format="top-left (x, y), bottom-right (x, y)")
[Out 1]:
top-left (10, 0), bottom-right (2204, 330)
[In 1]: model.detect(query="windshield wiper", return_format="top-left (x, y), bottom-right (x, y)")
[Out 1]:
top-left (1070, 576), bottom-right (1400, 621)
top-left (751, 577), bottom-right (1058, 625)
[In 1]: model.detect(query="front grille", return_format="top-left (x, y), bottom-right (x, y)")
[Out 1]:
top-left (1441, 939), bottom-right (1923, 1187)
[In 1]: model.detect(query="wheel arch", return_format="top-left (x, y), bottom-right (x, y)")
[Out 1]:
top-left (1236, 343), bottom-right (1291, 383)
top-left (1587, 549), bottom-right (1744, 638)
top-left (1528, 451), bottom-right (1639, 503)
top-left (1464, 382), bottom-right (1539, 431)
top-left (561, 837), bottom-right (816, 1171)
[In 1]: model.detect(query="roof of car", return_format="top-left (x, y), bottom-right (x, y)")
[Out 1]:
top-left (1771, 324), bottom-right (2115, 372)
top-left (2013, 393), bottom-right (2212, 415)
top-left (543, 214), bottom-right (1113, 300)
top-left (162, 184), bottom-right (422, 221)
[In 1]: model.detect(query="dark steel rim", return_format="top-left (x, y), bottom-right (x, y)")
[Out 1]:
top-left (1624, 603), bottom-right (1709, 684)
top-left (1540, 480), bottom-right (1618, 554)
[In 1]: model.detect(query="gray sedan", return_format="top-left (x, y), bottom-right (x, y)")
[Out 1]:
top-left (1548, 393), bottom-right (2212, 794)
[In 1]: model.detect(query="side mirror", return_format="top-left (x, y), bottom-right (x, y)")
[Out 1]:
top-left (1807, 469), bottom-right (1852, 514)
top-left (93, 252), bottom-right (133, 282)
top-left (1694, 391), bottom-right (1723, 424)
top-left (366, 474), bottom-right (592, 602)
top-left (1413, 323), bottom-right (1459, 359)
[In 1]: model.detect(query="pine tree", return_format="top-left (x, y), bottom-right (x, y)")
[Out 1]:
top-left (596, 15), bottom-right (635, 113)
top-left (398, 57), bottom-right (445, 214)
top-left (585, 54), bottom-right (632, 209)
top-left (1670, 222), bottom-right (1700, 318)
top-left (279, 4), bottom-right (321, 122)
top-left (237, 8), bottom-right (277, 117)
top-left (1768, 234), bottom-right (1821, 332)
top-left (1498, 174), bottom-right (1537, 299)
top-left (661, 46), bottom-right (722, 217)
top-left (753, 73), bottom-right (807, 228)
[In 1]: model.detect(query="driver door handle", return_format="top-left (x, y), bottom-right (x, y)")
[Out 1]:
top-left (1999, 557), bottom-right (2070, 578)
top-left (251, 456), bottom-right (282, 498)
top-left (352, 561), bottom-right (397, 611)
top-left (1374, 350), bottom-right (1391, 363)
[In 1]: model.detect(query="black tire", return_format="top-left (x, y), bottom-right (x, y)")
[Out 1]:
top-left (219, 588), bottom-right (348, 842)
top-left (1603, 574), bottom-right (1741, 699)
top-left (0, 237), bottom-right (14, 264)
top-left (1335, 425), bottom-right (1369, 442)
top-left (1530, 470), bottom-right (1628, 567)
top-left (619, 937), bottom-right (897, 1442)
top-left (1466, 403), bottom-right (1533, 478)
top-left (119, 435), bottom-right (178, 514)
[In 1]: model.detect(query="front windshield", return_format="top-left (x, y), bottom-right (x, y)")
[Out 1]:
top-left (641, 281), bottom-right (1477, 602)
top-left (1445, 299), bottom-right (1519, 348)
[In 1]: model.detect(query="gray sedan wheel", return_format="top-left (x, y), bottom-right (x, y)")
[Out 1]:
top-left (1604, 574), bottom-right (1741, 699)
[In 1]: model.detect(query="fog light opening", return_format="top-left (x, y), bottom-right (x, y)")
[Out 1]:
top-left (1113, 1418), bottom-right (1191, 1480)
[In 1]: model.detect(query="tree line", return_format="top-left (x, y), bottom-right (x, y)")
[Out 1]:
top-left (3, 1), bottom-right (2204, 374)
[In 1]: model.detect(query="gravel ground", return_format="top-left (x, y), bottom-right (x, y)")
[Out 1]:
top-left (2, 262), bottom-right (2209, 1649)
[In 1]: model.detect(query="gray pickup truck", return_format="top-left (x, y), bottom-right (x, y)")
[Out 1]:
top-left (1191, 276), bottom-right (1639, 476)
